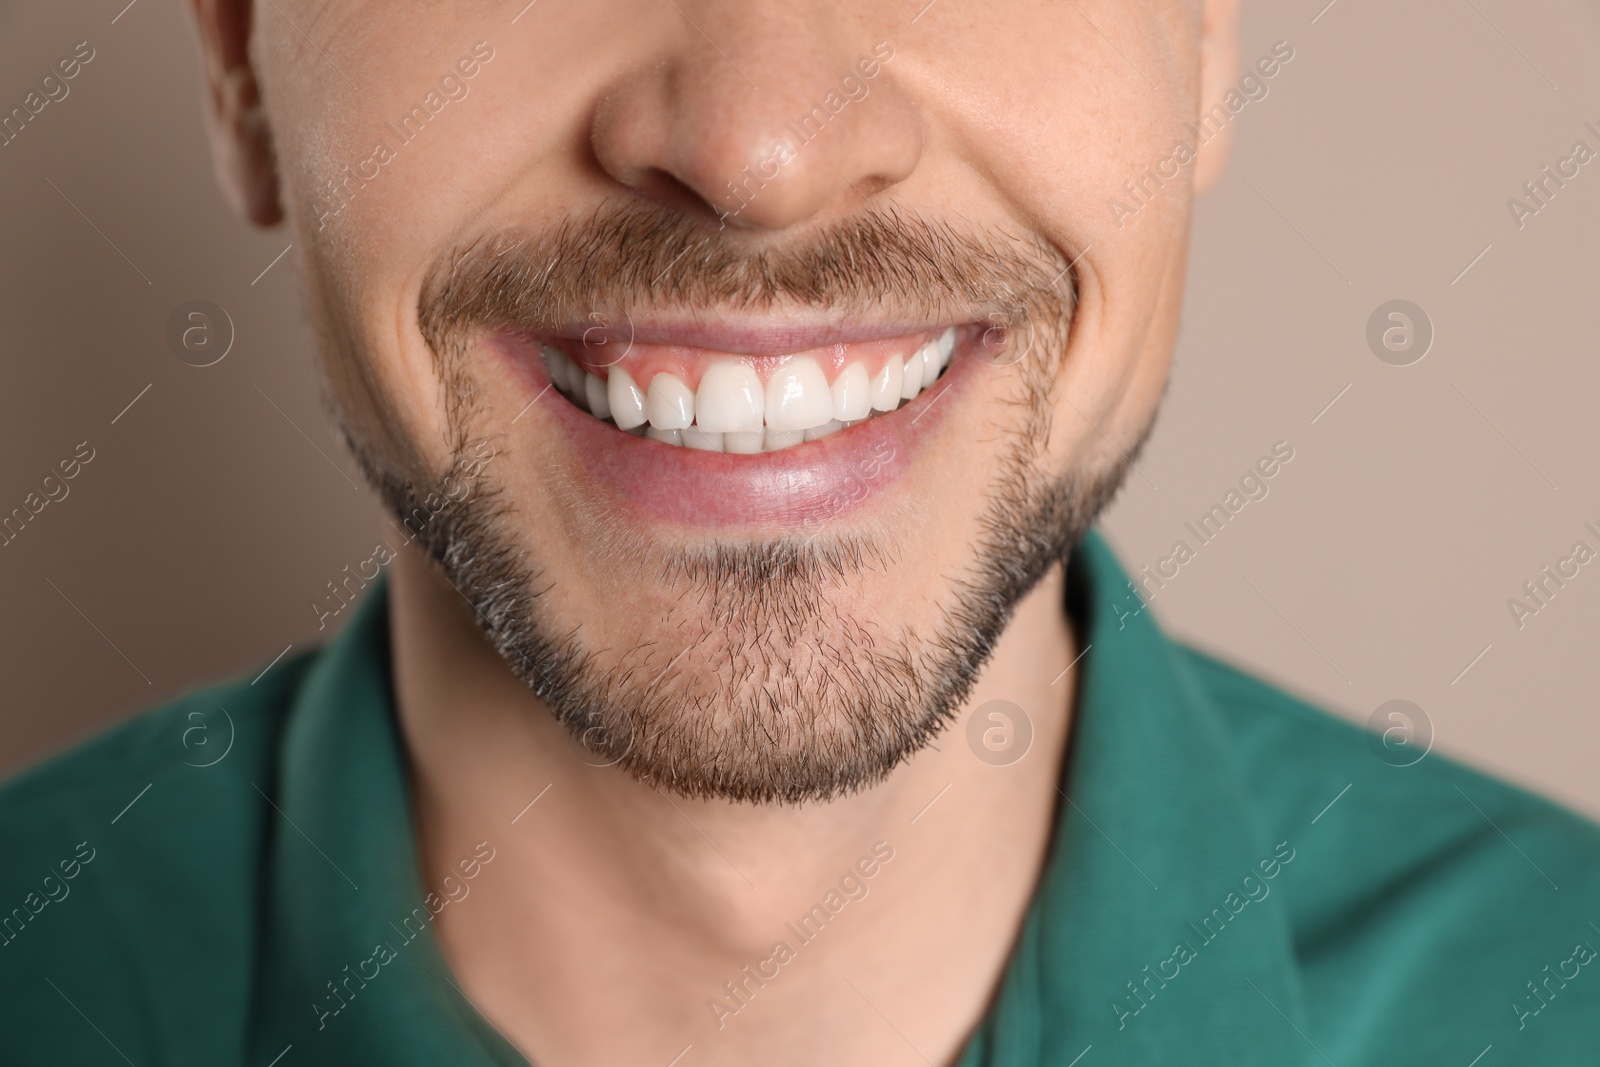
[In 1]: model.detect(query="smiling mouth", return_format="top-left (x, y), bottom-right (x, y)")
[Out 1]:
top-left (532, 326), bottom-right (962, 454)
top-left (487, 319), bottom-right (985, 527)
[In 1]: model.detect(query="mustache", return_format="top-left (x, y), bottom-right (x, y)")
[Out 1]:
top-left (416, 200), bottom-right (1078, 358)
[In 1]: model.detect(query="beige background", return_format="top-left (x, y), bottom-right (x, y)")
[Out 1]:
top-left (2, 1), bottom-right (1597, 817)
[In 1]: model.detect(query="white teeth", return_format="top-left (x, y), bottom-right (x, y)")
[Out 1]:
top-left (831, 362), bottom-right (872, 422)
top-left (764, 356), bottom-right (833, 432)
top-left (549, 351), bottom-right (594, 413)
top-left (723, 430), bottom-right (764, 454)
top-left (763, 428), bottom-right (805, 451)
top-left (918, 340), bottom-right (940, 388)
top-left (870, 357), bottom-right (904, 412)
top-left (695, 361), bottom-right (764, 433)
top-left (607, 367), bottom-right (648, 430)
top-left (683, 426), bottom-right (724, 451)
top-left (901, 350), bottom-right (925, 400)
top-left (543, 345), bottom-right (574, 393)
top-left (646, 373), bottom-right (694, 430)
top-left (552, 330), bottom-right (956, 453)
top-left (645, 426), bottom-right (682, 445)
top-left (584, 374), bottom-right (611, 420)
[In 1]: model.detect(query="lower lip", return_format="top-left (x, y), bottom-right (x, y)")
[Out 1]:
top-left (490, 332), bottom-right (972, 529)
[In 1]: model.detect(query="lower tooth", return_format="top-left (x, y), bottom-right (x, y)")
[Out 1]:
top-left (645, 426), bottom-right (683, 446)
top-left (723, 431), bottom-right (764, 454)
top-left (683, 427), bottom-right (724, 452)
top-left (569, 363), bottom-right (589, 400)
top-left (763, 428), bottom-right (805, 451)
top-left (804, 420), bottom-right (842, 441)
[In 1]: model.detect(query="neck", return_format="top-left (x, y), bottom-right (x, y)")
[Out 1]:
top-left (389, 543), bottom-right (1077, 1067)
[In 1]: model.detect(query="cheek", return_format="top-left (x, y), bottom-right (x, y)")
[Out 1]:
top-left (263, 6), bottom-right (635, 480)
top-left (912, 16), bottom-right (1193, 468)
top-left (1040, 236), bottom-right (1184, 480)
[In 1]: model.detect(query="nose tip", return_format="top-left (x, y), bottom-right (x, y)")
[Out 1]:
top-left (591, 34), bottom-right (921, 231)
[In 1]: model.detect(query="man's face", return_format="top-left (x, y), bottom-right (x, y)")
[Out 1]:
top-left (211, 0), bottom-right (1231, 801)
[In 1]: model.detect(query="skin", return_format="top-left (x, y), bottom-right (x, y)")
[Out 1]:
top-left (188, 1), bottom-right (1240, 1063)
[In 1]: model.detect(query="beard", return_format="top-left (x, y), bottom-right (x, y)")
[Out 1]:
top-left (343, 203), bottom-right (1145, 804)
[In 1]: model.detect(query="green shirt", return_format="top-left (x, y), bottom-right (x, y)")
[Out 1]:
top-left (3, 531), bottom-right (1597, 1065)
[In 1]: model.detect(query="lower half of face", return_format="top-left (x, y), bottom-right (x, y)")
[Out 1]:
top-left (264, 0), bottom-right (1198, 801)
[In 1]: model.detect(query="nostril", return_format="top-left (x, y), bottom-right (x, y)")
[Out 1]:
top-left (614, 165), bottom-right (724, 222)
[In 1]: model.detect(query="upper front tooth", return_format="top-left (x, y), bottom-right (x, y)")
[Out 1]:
top-left (560, 351), bottom-right (587, 397)
top-left (765, 356), bottom-right (833, 431)
top-left (695, 361), bottom-right (764, 433)
top-left (936, 327), bottom-right (956, 366)
top-left (918, 340), bottom-right (940, 388)
top-left (901, 349), bottom-right (925, 400)
top-left (646, 373), bottom-right (694, 430)
top-left (584, 374), bottom-right (611, 419)
top-left (870, 357), bottom-right (904, 412)
top-left (607, 366), bottom-right (648, 429)
top-left (831, 362), bottom-right (872, 422)
top-left (568, 358), bottom-right (591, 399)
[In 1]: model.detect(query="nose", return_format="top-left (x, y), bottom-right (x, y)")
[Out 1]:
top-left (591, 8), bottom-right (923, 230)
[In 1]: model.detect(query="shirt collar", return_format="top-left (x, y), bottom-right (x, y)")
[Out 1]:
top-left (251, 531), bottom-right (1308, 1064)
top-left (250, 578), bottom-right (521, 1064)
